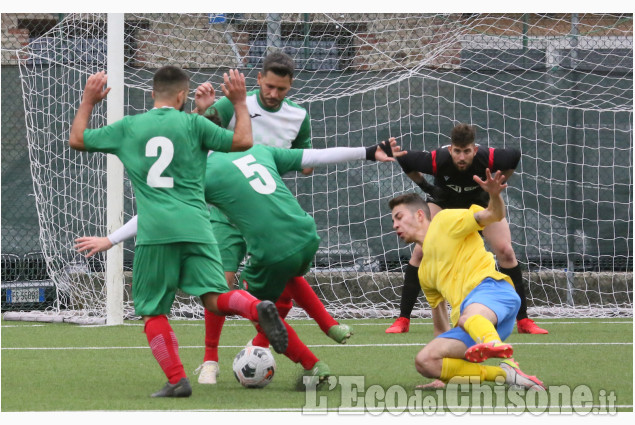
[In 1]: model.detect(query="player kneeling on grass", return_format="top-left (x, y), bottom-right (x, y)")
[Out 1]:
top-left (389, 169), bottom-right (544, 390)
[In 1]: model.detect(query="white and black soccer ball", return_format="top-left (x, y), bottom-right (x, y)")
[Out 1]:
top-left (232, 346), bottom-right (276, 388)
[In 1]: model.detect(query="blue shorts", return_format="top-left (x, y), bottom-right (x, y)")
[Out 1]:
top-left (436, 277), bottom-right (520, 349)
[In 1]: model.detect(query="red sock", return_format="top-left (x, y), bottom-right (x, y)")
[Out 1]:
top-left (276, 285), bottom-right (294, 319)
top-left (204, 309), bottom-right (225, 362)
top-left (144, 315), bottom-right (186, 384)
top-left (287, 276), bottom-right (337, 334)
top-left (251, 330), bottom-right (270, 348)
top-left (216, 290), bottom-right (259, 320)
top-left (282, 319), bottom-right (318, 370)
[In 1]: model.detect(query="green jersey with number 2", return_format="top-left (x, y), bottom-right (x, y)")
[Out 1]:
top-left (84, 107), bottom-right (234, 245)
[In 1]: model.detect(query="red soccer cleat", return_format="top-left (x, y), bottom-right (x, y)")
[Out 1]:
top-left (464, 341), bottom-right (513, 363)
top-left (385, 317), bottom-right (410, 333)
top-left (517, 318), bottom-right (549, 334)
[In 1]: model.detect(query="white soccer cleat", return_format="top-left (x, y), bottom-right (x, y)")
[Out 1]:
top-left (195, 360), bottom-right (220, 385)
top-left (500, 359), bottom-right (545, 391)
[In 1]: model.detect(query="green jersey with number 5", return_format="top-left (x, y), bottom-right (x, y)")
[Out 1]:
top-left (204, 144), bottom-right (319, 266)
top-left (83, 107), bottom-right (234, 245)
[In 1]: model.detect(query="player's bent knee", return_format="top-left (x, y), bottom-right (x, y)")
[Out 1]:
top-left (415, 350), bottom-right (440, 378)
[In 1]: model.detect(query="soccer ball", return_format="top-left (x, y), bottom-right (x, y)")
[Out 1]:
top-left (232, 346), bottom-right (276, 388)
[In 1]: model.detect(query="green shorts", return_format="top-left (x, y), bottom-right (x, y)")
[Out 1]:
top-left (211, 219), bottom-right (246, 273)
top-left (132, 242), bottom-right (227, 316)
top-left (240, 238), bottom-right (320, 302)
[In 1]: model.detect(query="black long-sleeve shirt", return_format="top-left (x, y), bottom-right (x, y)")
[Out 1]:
top-left (397, 145), bottom-right (520, 208)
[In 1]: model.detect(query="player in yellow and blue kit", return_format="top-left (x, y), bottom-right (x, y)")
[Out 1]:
top-left (389, 169), bottom-right (545, 390)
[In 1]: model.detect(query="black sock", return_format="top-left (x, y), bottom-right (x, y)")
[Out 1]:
top-left (399, 264), bottom-right (421, 319)
top-left (500, 264), bottom-right (527, 321)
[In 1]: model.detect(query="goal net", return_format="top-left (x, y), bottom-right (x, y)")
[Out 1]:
top-left (14, 13), bottom-right (633, 323)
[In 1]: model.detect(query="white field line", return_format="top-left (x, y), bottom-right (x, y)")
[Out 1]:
top-left (2, 341), bottom-right (632, 351)
top-left (2, 320), bottom-right (632, 328)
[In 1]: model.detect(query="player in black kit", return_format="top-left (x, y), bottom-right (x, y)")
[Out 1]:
top-left (386, 123), bottom-right (548, 335)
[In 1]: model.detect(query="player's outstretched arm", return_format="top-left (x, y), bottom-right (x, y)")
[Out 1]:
top-left (221, 69), bottom-right (253, 152)
top-left (299, 138), bottom-right (404, 168)
top-left (69, 71), bottom-right (111, 151)
top-left (473, 168), bottom-right (508, 227)
top-left (192, 82), bottom-right (215, 115)
top-left (74, 215), bottom-right (138, 258)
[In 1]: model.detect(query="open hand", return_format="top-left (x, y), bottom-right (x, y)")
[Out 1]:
top-left (375, 137), bottom-right (407, 162)
top-left (82, 71), bottom-right (111, 106)
top-left (473, 168), bottom-right (508, 197)
top-left (74, 236), bottom-right (113, 258)
top-left (220, 69), bottom-right (247, 105)
top-left (194, 82), bottom-right (215, 114)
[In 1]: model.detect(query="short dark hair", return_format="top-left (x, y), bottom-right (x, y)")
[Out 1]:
top-left (451, 123), bottom-right (476, 148)
top-left (153, 65), bottom-right (190, 98)
top-left (262, 51), bottom-right (295, 79)
top-left (388, 193), bottom-right (431, 221)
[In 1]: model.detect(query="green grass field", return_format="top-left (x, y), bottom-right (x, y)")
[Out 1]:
top-left (1, 317), bottom-right (632, 413)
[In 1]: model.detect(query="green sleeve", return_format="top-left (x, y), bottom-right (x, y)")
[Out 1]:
top-left (194, 114), bottom-right (234, 153)
top-left (83, 118), bottom-right (127, 154)
top-left (269, 146), bottom-right (304, 175)
top-left (205, 96), bottom-right (235, 129)
top-left (291, 113), bottom-right (312, 149)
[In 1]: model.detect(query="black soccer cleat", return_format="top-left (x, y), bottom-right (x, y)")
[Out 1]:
top-left (256, 300), bottom-right (288, 354)
top-left (151, 377), bottom-right (192, 398)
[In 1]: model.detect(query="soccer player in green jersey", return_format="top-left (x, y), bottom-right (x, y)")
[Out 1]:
top-left (192, 51), bottom-right (352, 384)
top-left (76, 140), bottom-right (401, 387)
top-left (69, 66), bottom-right (288, 397)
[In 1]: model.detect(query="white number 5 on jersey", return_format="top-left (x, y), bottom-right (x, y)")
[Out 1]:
top-left (146, 137), bottom-right (174, 188)
top-left (232, 154), bottom-right (276, 195)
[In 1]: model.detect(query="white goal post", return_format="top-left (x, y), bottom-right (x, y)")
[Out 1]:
top-left (105, 13), bottom-right (125, 325)
top-left (11, 13), bottom-right (633, 324)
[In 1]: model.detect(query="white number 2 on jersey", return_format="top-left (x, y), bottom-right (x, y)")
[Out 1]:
top-left (232, 154), bottom-right (276, 195)
top-left (146, 137), bottom-right (174, 188)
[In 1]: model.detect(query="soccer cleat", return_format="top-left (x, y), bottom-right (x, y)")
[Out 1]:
top-left (500, 359), bottom-right (545, 390)
top-left (517, 318), bottom-right (549, 334)
top-left (464, 341), bottom-right (513, 363)
top-left (304, 360), bottom-right (331, 388)
top-left (194, 361), bottom-right (220, 385)
top-left (385, 317), bottom-right (410, 333)
top-left (256, 300), bottom-right (288, 354)
top-left (327, 324), bottom-right (353, 344)
top-left (151, 377), bottom-right (192, 397)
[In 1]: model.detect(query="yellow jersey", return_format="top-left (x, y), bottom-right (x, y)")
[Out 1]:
top-left (417, 205), bottom-right (513, 326)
